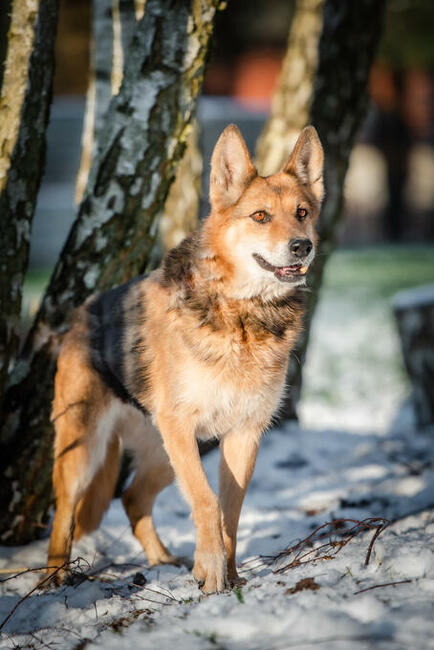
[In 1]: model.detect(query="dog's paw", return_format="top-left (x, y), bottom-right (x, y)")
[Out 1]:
top-left (39, 568), bottom-right (67, 590)
top-left (148, 550), bottom-right (180, 567)
top-left (228, 571), bottom-right (247, 588)
top-left (193, 550), bottom-right (228, 593)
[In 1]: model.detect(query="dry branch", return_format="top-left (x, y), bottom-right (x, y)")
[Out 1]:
top-left (0, 557), bottom-right (89, 632)
top-left (242, 517), bottom-right (390, 575)
top-left (353, 579), bottom-right (412, 595)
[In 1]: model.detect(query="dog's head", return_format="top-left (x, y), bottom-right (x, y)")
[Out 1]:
top-left (203, 124), bottom-right (324, 299)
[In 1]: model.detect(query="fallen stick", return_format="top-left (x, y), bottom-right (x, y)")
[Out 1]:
top-left (353, 579), bottom-right (412, 595)
top-left (0, 567), bottom-right (35, 574)
top-left (0, 566), bottom-right (49, 581)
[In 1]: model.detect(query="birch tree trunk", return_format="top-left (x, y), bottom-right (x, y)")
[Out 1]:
top-left (76, 0), bottom-right (137, 203)
top-left (76, 0), bottom-right (201, 249)
top-left (0, 0), bottom-right (222, 545)
top-left (256, 0), bottom-right (385, 420)
top-left (0, 0), bottom-right (58, 412)
top-left (75, 0), bottom-right (113, 203)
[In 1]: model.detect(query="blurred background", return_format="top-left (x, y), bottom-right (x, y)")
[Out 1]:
top-left (5, 0), bottom-right (434, 432)
top-left (19, 0), bottom-right (434, 267)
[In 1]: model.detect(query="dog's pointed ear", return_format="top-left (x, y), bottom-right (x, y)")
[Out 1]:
top-left (283, 126), bottom-right (324, 201)
top-left (210, 124), bottom-right (256, 209)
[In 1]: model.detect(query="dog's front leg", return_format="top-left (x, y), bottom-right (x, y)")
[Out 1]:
top-left (156, 413), bottom-right (227, 593)
top-left (219, 428), bottom-right (260, 586)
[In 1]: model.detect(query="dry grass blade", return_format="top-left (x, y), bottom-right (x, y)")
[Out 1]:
top-left (364, 520), bottom-right (389, 566)
top-left (141, 584), bottom-right (179, 602)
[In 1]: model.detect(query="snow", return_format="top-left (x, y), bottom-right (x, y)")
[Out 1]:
top-left (2, 265), bottom-right (434, 649)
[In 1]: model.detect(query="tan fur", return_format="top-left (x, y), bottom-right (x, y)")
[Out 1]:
top-left (46, 125), bottom-right (324, 592)
top-left (74, 434), bottom-right (121, 539)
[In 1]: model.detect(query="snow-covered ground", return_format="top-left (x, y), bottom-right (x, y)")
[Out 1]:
top-left (2, 248), bottom-right (434, 649)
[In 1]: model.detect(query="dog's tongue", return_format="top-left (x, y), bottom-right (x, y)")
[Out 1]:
top-left (276, 264), bottom-right (307, 277)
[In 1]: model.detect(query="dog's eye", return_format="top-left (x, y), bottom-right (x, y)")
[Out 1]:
top-left (251, 210), bottom-right (271, 223)
top-left (296, 207), bottom-right (308, 221)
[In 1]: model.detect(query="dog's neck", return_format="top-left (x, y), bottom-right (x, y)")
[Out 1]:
top-left (161, 232), bottom-right (305, 341)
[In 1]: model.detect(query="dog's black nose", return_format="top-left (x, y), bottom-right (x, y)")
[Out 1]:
top-left (289, 238), bottom-right (313, 258)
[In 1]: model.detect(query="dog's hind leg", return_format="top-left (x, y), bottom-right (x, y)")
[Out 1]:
top-left (74, 434), bottom-right (121, 540)
top-left (122, 464), bottom-right (176, 566)
top-left (47, 400), bottom-right (119, 585)
top-left (46, 331), bottom-right (119, 586)
top-left (219, 428), bottom-right (260, 586)
top-left (121, 425), bottom-right (176, 566)
top-left (47, 411), bottom-right (91, 584)
top-left (47, 410), bottom-right (116, 583)
top-left (47, 461), bottom-right (79, 586)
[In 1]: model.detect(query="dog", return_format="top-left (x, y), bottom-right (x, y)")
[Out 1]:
top-left (46, 124), bottom-right (324, 593)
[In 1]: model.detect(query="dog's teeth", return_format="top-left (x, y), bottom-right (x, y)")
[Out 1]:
top-left (299, 267), bottom-right (307, 275)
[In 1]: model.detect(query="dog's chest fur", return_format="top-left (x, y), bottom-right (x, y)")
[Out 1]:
top-left (171, 322), bottom-right (291, 438)
top-left (171, 289), bottom-right (304, 436)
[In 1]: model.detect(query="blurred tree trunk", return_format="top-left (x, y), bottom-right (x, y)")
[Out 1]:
top-left (0, 0), bottom-right (58, 414)
top-left (394, 287), bottom-right (434, 428)
top-left (158, 121), bottom-right (202, 252)
top-left (0, 0), bottom-right (12, 91)
top-left (0, 0), bottom-right (222, 545)
top-left (256, 0), bottom-right (385, 420)
top-left (256, 0), bottom-right (324, 175)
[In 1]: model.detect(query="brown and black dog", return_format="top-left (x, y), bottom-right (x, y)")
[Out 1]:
top-left (47, 124), bottom-right (324, 593)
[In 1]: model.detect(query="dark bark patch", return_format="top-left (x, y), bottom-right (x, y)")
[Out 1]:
top-left (94, 128), bottom-right (125, 198)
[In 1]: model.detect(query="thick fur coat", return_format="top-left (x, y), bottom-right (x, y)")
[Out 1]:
top-left (47, 124), bottom-right (324, 593)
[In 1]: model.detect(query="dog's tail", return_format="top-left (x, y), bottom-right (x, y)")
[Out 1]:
top-left (73, 435), bottom-right (121, 540)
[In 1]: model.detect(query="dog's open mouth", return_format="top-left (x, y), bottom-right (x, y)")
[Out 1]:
top-left (253, 253), bottom-right (308, 282)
